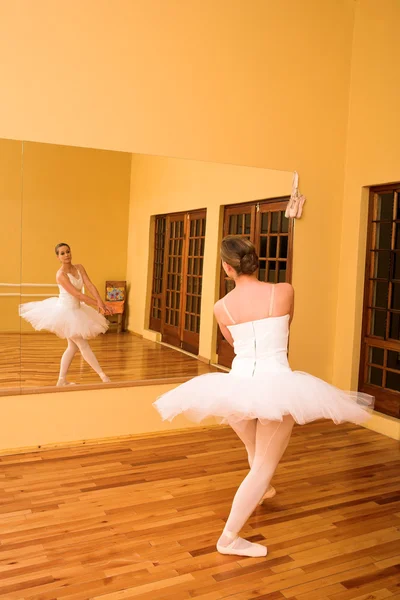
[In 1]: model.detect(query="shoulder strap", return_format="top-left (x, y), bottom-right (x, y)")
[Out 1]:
top-left (269, 285), bottom-right (275, 317)
top-left (222, 298), bottom-right (236, 324)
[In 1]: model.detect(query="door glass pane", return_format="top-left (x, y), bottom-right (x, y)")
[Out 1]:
top-left (271, 212), bottom-right (279, 233)
top-left (268, 264), bottom-right (276, 283)
top-left (387, 350), bottom-right (400, 370)
top-left (386, 370), bottom-right (400, 392)
top-left (389, 312), bottom-right (400, 339)
top-left (279, 236), bottom-right (288, 259)
top-left (259, 236), bottom-right (267, 258)
top-left (372, 251), bottom-right (391, 279)
top-left (368, 366), bottom-right (383, 386)
top-left (259, 259), bottom-right (266, 282)
top-left (375, 222), bottom-right (392, 250)
top-left (278, 267), bottom-right (286, 283)
top-left (261, 213), bottom-right (268, 234)
top-left (394, 252), bottom-right (400, 280)
top-left (372, 281), bottom-right (389, 308)
top-left (395, 224), bottom-right (400, 250)
top-left (281, 213), bottom-right (289, 233)
top-left (392, 283), bottom-right (400, 310)
top-left (370, 309), bottom-right (386, 337)
top-left (369, 346), bottom-right (384, 366)
top-left (269, 237), bottom-right (277, 258)
top-left (244, 213), bottom-right (251, 234)
top-left (376, 192), bottom-right (394, 221)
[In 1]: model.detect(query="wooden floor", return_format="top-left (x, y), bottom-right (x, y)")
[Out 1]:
top-left (0, 333), bottom-right (219, 391)
top-left (0, 421), bottom-right (399, 599)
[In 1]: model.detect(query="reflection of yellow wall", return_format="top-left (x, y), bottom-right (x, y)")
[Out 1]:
top-left (0, 384), bottom-right (214, 452)
top-left (127, 155), bottom-right (293, 362)
top-left (21, 142), bottom-right (131, 332)
top-left (333, 0), bottom-right (400, 400)
top-left (0, 139), bottom-right (22, 331)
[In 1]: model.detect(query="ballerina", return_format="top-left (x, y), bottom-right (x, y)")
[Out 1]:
top-left (154, 235), bottom-right (373, 558)
top-left (19, 242), bottom-right (114, 386)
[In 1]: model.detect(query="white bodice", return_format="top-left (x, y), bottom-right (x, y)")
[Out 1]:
top-left (228, 315), bottom-right (290, 377)
top-left (58, 271), bottom-right (83, 309)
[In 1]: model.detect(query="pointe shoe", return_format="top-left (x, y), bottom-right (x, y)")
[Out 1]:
top-left (295, 193), bottom-right (306, 218)
top-left (216, 531), bottom-right (267, 558)
top-left (258, 485), bottom-right (276, 505)
top-left (100, 373), bottom-right (111, 383)
top-left (56, 379), bottom-right (76, 387)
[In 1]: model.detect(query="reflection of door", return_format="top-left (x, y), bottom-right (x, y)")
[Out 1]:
top-left (359, 185), bottom-right (400, 418)
top-left (149, 210), bottom-right (206, 355)
top-left (217, 199), bottom-right (293, 368)
top-left (182, 211), bottom-right (206, 354)
top-left (162, 213), bottom-right (185, 348)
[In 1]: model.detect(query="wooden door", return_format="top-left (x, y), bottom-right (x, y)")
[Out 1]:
top-left (359, 185), bottom-right (400, 418)
top-left (181, 210), bottom-right (207, 354)
top-left (217, 199), bottom-right (292, 368)
top-left (149, 216), bottom-right (166, 332)
top-left (161, 213), bottom-right (185, 348)
top-left (153, 210), bottom-right (206, 355)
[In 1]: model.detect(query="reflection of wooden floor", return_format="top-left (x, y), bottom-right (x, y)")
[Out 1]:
top-left (0, 332), bottom-right (220, 391)
top-left (0, 422), bottom-right (399, 598)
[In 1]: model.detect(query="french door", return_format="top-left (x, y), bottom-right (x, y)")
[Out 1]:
top-left (359, 184), bottom-right (400, 418)
top-left (217, 198), bottom-right (293, 367)
top-left (149, 210), bottom-right (206, 355)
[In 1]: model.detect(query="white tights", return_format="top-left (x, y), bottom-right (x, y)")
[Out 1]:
top-left (58, 337), bottom-right (108, 383)
top-left (218, 416), bottom-right (294, 551)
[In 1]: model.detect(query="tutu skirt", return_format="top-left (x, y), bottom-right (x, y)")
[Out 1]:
top-left (19, 297), bottom-right (109, 340)
top-left (154, 370), bottom-right (374, 426)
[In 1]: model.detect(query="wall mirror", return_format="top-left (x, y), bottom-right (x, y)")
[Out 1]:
top-left (0, 138), bottom-right (293, 395)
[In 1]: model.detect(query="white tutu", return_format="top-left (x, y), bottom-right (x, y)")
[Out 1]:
top-left (19, 269), bottom-right (108, 340)
top-left (19, 297), bottom-right (108, 339)
top-left (154, 370), bottom-right (373, 425)
top-left (154, 315), bottom-right (374, 426)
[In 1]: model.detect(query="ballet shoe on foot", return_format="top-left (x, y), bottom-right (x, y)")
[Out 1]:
top-left (56, 379), bottom-right (76, 387)
top-left (100, 373), bottom-right (111, 383)
top-left (216, 531), bottom-right (267, 558)
top-left (258, 485), bottom-right (276, 505)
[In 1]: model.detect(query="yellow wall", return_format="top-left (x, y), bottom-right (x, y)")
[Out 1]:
top-left (127, 155), bottom-right (293, 361)
top-left (0, 139), bottom-right (22, 331)
top-left (20, 142), bottom-right (131, 332)
top-left (333, 0), bottom-right (400, 391)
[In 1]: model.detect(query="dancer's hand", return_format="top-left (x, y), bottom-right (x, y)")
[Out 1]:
top-left (102, 304), bottom-right (115, 316)
top-left (98, 302), bottom-right (111, 315)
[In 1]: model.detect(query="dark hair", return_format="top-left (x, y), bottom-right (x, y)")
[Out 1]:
top-left (220, 236), bottom-right (259, 275)
top-left (55, 243), bottom-right (70, 255)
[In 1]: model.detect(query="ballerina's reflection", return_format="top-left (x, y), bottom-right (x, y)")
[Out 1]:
top-left (19, 243), bottom-right (113, 386)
